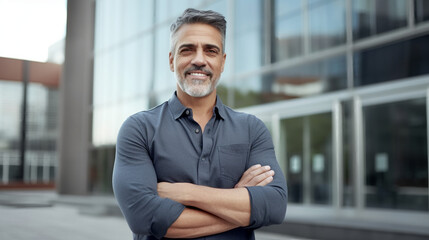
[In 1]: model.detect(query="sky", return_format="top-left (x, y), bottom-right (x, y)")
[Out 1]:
top-left (0, 0), bottom-right (67, 62)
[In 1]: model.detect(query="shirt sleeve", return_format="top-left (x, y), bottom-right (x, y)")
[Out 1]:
top-left (245, 116), bottom-right (288, 229)
top-left (112, 116), bottom-right (185, 239)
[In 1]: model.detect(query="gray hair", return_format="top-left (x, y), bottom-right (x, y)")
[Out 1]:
top-left (170, 8), bottom-right (227, 53)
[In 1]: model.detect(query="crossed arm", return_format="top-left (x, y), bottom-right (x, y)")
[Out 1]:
top-left (114, 116), bottom-right (287, 239)
top-left (158, 164), bottom-right (275, 238)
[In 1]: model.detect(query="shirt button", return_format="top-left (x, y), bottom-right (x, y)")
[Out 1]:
top-left (195, 129), bottom-right (200, 134)
top-left (185, 110), bottom-right (190, 115)
top-left (202, 158), bottom-right (205, 161)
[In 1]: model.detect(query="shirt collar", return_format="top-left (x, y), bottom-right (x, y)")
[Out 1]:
top-left (168, 92), bottom-right (225, 120)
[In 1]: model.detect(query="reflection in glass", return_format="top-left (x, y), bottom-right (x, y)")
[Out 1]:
top-left (415, 0), bottom-right (429, 23)
top-left (309, 113), bottom-right (332, 204)
top-left (352, 0), bottom-right (408, 40)
top-left (123, 35), bottom-right (153, 102)
top-left (342, 100), bottom-right (355, 207)
top-left (233, 55), bottom-right (346, 108)
top-left (156, 0), bottom-right (169, 24)
top-left (154, 26), bottom-right (174, 93)
top-left (354, 34), bottom-right (429, 86)
top-left (122, 0), bottom-right (154, 40)
top-left (364, 99), bottom-right (428, 211)
top-left (282, 117), bottom-right (304, 203)
top-left (308, 0), bottom-right (346, 51)
top-left (234, 0), bottom-right (264, 73)
top-left (274, 0), bottom-right (304, 60)
top-left (90, 146), bottom-right (115, 193)
top-left (281, 112), bottom-right (332, 205)
top-left (0, 81), bottom-right (22, 182)
top-left (25, 83), bottom-right (58, 183)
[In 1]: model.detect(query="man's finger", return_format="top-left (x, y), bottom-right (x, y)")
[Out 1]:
top-left (239, 165), bottom-right (270, 186)
top-left (256, 176), bottom-right (274, 186)
top-left (235, 165), bottom-right (273, 188)
top-left (247, 170), bottom-right (275, 186)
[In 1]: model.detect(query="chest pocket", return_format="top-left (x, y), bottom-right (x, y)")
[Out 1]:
top-left (218, 144), bottom-right (249, 182)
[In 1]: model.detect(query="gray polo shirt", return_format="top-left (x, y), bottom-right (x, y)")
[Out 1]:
top-left (113, 93), bottom-right (287, 240)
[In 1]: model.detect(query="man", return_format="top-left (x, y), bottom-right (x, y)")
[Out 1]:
top-left (113, 8), bottom-right (287, 240)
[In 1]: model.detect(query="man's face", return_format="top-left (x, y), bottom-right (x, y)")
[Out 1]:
top-left (169, 23), bottom-right (226, 98)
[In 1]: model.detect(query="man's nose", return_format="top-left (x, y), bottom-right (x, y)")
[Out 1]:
top-left (191, 49), bottom-right (207, 66)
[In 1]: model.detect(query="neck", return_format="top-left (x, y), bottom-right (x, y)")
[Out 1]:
top-left (177, 86), bottom-right (216, 131)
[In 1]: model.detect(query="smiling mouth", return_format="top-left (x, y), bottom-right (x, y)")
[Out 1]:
top-left (184, 66), bottom-right (212, 78)
top-left (188, 72), bottom-right (208, 77)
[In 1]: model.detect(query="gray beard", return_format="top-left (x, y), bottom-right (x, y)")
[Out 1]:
top-left (177, 78), bottom-right (218, 97)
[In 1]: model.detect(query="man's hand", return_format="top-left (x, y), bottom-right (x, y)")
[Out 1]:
top-left (157, 164), bottom-right (275, 229)
top-left (234, 164), bottom-right (275, 188)
top-left (158, 164), bottom-right (275, 200)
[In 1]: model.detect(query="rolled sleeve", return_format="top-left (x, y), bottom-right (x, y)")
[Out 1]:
top-left (112, 116), bottom-right (185, 239)
top-left (246, 185), bottom-right (287, 228)
top-left (245, 116), bottom-right (288, 228)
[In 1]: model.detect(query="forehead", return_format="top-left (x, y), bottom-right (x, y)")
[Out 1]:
top-left (173, 23), bottom-right (223, 49)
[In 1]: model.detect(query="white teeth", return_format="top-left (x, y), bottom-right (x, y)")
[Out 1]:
top-left (189, 73), bottom-right (206, 77)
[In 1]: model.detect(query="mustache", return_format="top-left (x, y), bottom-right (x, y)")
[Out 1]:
top-left (184, 66), bottom-right (212, 76)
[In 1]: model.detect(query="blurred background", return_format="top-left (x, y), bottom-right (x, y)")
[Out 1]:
top-left (0, 0), bottom-right (429, 239)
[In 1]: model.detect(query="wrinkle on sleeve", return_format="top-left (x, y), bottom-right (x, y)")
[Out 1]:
top-left (245, 115), bottom-right (288, 229)
top-left (112, 116), bottom-right (185, 239)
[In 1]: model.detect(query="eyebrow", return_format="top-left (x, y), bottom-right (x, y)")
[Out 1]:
top-left (178, 43), bottom-right (221, 52)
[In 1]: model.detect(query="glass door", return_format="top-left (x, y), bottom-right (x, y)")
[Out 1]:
top-left (281, 111), bottom-right (333, 205)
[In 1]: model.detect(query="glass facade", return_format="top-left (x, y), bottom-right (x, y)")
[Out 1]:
top-left (0, 81), bottom-right (23, 183)
top-left (354, 34), bottom-right (429, 86)
top-left (0, 80), bottom-right (58, 185)
top-left (308, 0), bottom-right (346, 51)
top-left (281, 112), bottom-right (333, 205)
top-left (92, 0), bottom-right (429, 226)
top-left (352, 0), bottom-right (408, 40)
top-left (25, 83), bottom-right (58, 183)
top-left (234, 0), bottom-right (264, 73)
top-left (364, 99), bottom-right (427, 211)
top-left (274, 0), bottom-right (304, 60)
top-left (415, 0), bottom-right (429, 23)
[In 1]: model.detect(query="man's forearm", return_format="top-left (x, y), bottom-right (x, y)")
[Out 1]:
top-left (159, 183), bottom-right (251, 226)
top-left (165, 207), bottom-right (237, 238)
top-left (158, 164), bottom-right (275, 227)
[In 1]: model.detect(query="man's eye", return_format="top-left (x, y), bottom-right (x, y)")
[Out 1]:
top-left (207, 49), bottom-right (218, 54)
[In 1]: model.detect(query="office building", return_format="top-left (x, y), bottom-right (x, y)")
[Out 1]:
top-left (60, 0), bottom-right (429, 239)
top-left (0, 57), bottom-right (60, 187)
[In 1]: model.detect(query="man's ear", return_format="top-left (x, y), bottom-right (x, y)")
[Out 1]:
top-left (169, 52), bottom-right (174, 72)
top-left (221, 53), bottom-right (226, 72)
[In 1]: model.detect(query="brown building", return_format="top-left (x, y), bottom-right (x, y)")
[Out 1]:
top-left (0, 57), bottom-right (61, 188)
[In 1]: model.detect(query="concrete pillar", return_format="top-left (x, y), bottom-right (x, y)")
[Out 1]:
top-left (57, 0), bottom-right (95, 195)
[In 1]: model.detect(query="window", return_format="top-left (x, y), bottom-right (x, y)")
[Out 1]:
top-left (122, 0), bottom-right (154, 40)
top-left (308, 0), bottom-right (346, 51)
top-left (233, 55), bottom-right (347, 108)
top-left (354, 34), bottom-right (429, 86)
top-left (153, 26), bottom-right (174, 94)
top-left (364, 98), bottom-right (428, 211)
top-left (274, 0), bottom-right (304, 60)
top-left (352, 0), bottom-right (408, 40)
top-left (234, 0), bottom-right (264, 73)
top-left (415, 0), bottom-right (429, 23)
top-left (0, 81), bottom-right (23, 182)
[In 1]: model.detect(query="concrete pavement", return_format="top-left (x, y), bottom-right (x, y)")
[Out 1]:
top-left (0, 190), bottom-right (309, 240)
